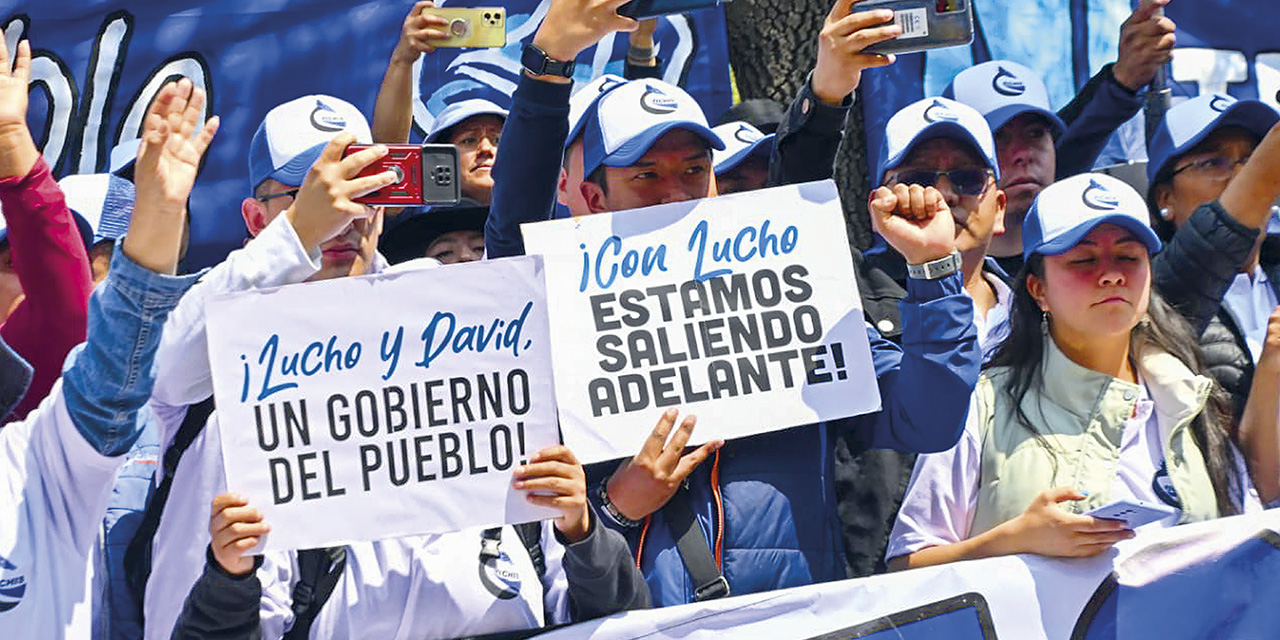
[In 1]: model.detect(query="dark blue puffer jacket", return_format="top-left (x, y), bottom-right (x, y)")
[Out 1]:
top-left (591, 276), bottom-right (980, 606)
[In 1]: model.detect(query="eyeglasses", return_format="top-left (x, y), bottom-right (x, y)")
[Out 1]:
top-left (886, 168), bottom-right (994, 196)
top-left (1170, 154), bottom-right (1250, 182)
top-left (255, 188), bottom-right (299, 203)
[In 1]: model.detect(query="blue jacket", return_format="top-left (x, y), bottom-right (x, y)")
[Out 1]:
top-left (1054, 63), bottom-right (1144, 177)
top-left (592, 275), bottom-right (979, 606)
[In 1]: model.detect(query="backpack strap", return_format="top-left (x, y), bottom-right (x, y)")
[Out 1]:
top-left (284, 547), bottom-right (347, 640)
top-left (664, 484), bottom-right (730, 602)
top-left (123, 395), bottom-right (216, 614)
top-left (513, 522), bottom-right (546, 579)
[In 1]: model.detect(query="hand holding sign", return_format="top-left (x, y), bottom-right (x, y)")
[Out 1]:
top-left (283, 135), bottom-right (396, 253)
top-left (605, 409), bottom-right (723, 521)
top-left (869, 184), bottom-right (957, 265)
top-left (127, 77), bottom-right (219, 275)
top-left (514, 445), bottom-right (592, 543)
top-left (208, 493), bottom-right (271, 577)
top-left (811, 0), bottom-right (901, 106)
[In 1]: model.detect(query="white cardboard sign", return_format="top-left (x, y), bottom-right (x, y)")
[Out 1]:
top-left (205, 256), bottom-right (560, 551)
top-left (521, 180), bottom-right (880, 463)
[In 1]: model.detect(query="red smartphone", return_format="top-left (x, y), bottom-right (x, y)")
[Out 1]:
top-left (345, 143), bottom-right (461, 207)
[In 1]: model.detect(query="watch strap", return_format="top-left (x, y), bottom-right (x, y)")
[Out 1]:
top-left (906, 249), bottom-right (962, 280)
top-left (521, 43), bottom-right (576, 78)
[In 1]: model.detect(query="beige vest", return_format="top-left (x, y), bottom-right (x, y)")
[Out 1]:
top-left (970, 337), bottom-right (1220, 536)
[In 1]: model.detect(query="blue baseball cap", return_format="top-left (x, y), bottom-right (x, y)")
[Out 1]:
top-left (1023, 173), bottom-right (1162, 261)
top-left (579, 78), bottom-right (724, 178)
top-left (248, 95), bottom-right (371, 190)
top-left (425, 98), bottom-right (508, 143)
top-left (59, 173), bottom-right (136, 245)
top-left (943, 60), bottom-right (1065, 139)
top-left (567, 74), bottom-right (627, 146)
top-left (875, 97), bottom-right (1000, 185)
top-left (1147, 93), bottom-right (1280, 186)
top-left (711, 121), bottom-right (775, 175)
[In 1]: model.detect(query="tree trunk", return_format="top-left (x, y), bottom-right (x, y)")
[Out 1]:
top-left (724, 0), bottom-right (874, 251)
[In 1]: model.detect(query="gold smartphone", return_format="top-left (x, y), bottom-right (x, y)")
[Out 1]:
top-left (423, 7), bottom-right (507, 48)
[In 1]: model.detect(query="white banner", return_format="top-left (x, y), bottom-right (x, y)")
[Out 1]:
top-left (536, 509), bottom-right (1280, 640)
top-left (521, 180), bottom-right (880, 463)
top-left (205, 257), bottom-right (560, 551)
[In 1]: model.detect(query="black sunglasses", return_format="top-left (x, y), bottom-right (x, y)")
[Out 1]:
top-left (255, 188), bottom-right (299, 203)
top-left (887, 168), bottom-right (994, 196)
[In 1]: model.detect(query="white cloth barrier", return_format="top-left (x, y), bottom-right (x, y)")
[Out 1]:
top-left (535, 509), bottom-right (1280, 639)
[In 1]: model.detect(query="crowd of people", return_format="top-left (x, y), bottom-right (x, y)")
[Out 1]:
top-left (2, 0), bottom-right (1278, 638)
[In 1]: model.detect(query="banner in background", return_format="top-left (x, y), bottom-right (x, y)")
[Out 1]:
top-left (533, 509), bottom-right (1280, 640)
top-left (859, 0), bottom-right (1277, 184)
top-left (6, 0), bottom-right (731, 269)
top-left (521, 180), bottom-right (879, 464)
top-left (205, 257), bottom-right (560, 551)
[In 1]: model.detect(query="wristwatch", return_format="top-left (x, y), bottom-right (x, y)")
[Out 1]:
top-left (521, 43), bottom-right (576, 79)
top-left (906, 249), bottom-right (963, 280)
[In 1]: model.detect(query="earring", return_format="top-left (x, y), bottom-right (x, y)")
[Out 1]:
top-left (1040, 309), bottom-right (1050, 332)
top-left (1159, 208), bottom-right (1172, 221)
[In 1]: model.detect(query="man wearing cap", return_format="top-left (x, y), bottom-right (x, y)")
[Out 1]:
top-left (141, 94), bottom-right (399, 639)
top-left (710, 121), bottom-right (774, 195)
top-left (485, 0), bottom-right (978, 606)
top-left (0, 40), bottom-right (94, 424)
top-left (58, 172), bottom-right (137, 283)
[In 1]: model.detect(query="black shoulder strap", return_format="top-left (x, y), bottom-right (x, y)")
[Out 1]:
top-left (513, 522), bottom-right (546, 579)
top-left (663, 484), bottom-right (730, 602)
top-left (284, 546), bottom-right (347, 640)
top-left (124, 395), bottom-right (216, 613)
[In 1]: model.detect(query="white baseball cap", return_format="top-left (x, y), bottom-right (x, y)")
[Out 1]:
top-left (567, 74), bottom-right (627, 145)
top-left (875, 97), bottom-right (1000, 185)
top-left (711, 121), bottom-right (775, 175)
top-left (1022, 173), bottom-right (1162, 261)
top-left (579, 78), bottom-right (724, 178)
top-left (248, 95), bottom-right (371, 190)
top-left (59, 173), bottom-right (136, 244)
top-left (425, 98), bottom-right (508, 143)
top-left (943, 60), bottom-right (1065, 138)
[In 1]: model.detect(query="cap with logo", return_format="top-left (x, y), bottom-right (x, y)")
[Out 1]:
top-left (711, 121), bottom-right (775, 175)
top-left (425, 98), bottom-right (509, 144)
top-left (579, 79), bottom-right (725, 179)
top-left (875, 97), bottom-right (1000, 185)
top-left (943, 60), bottom-right (1065, 139)
top-left (567, 74), bottom-right (627, 146)
top-left (1146, 92), bottom-right (1280, 186)
top-left (248, 95), bottom-right (372, 191)
top-left (59, 173), bottom-right (136, 245)
top-left (1022, 172), bottom-right (1162, 261)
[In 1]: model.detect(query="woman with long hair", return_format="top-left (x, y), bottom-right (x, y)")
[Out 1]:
top-left (885, 174), bottom-right (1276, 569)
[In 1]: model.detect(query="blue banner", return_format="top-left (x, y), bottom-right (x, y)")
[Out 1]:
top-left (6, 1), bottom-right (731, 269)
top-left (858, 0), bottom-right (1277, 188)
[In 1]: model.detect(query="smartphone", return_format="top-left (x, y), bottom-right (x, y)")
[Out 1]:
top-left (1085, 498), bottom-right (1179, 529)
top-left (617, 0), bottom-right (730, 20)
top-left (421, 7), bottom-right (506, 48)
top-left (346, 144), bottom-right (461, 207)
top-left (861, 0), bottom-right (974, 56)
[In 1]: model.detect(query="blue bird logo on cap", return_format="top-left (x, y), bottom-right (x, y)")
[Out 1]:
top-left (310, 100), bottom-right (347, 132)
top-left (734, 124), bottom-right (761, 144)
top-left (923, 99), bottom-right (960, 123)
top-left (992, 66), bottom-right (1026, 97)
top-left (599, 77), bottom-right (624, 93)
top-left (640, 86), bottom-right (678, 115)
top-left (1082, 178), bottom-right (1121, 211)
top-left (1209, 95), bottom-right (1234, 113)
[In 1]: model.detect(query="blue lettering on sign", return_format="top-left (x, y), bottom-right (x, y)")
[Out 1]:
top-left (688, 219), bottom-right (799, 282)
top-left (578, 238), bottom-right (669, 292)
top-left (243, 333), bottom-right (364, 403)
top-left (416, 301), bottom-right (536, 370)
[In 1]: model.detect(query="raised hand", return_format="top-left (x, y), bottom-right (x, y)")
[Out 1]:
top-left (514, 445), bottom-right (592, 542)
top-left (208, 493), bottom-right (271, 576)
top-left (869, 183), bottom-right (957, 265)
top-left (283, 135), bottom-right (397, 252)
top-left (605, 408), bottom-right (723, 521)
top-left (0, 39), bottom-right (37, 179)
top-left (391, 1), bottom-right (452, 64)
top-left (1004, 487), bottom-right (1134, 558)
top-left (811, 0), bottom-right (902, 105)
top-left (1112, 0), bottom-right (1176, 91)
top-left (531, 0), bottom-right (637, 76)
top-left (123, 78), bottom-right (219, 275)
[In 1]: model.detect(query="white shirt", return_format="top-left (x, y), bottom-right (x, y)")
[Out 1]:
top-left (885, 383), bottom-right (1264, 561)
top-left (972, 270), bottom-right (1012, 363)
top-left (1222, 266), bottom-right (1278, 364)
top-left (1, 385), bottom-right (120, 639)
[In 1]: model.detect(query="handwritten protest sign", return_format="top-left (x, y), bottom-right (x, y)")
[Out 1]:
top-left (521, 180), bottom-right (880, 463)
top-left (205, 257), bottom-right (560, 551)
